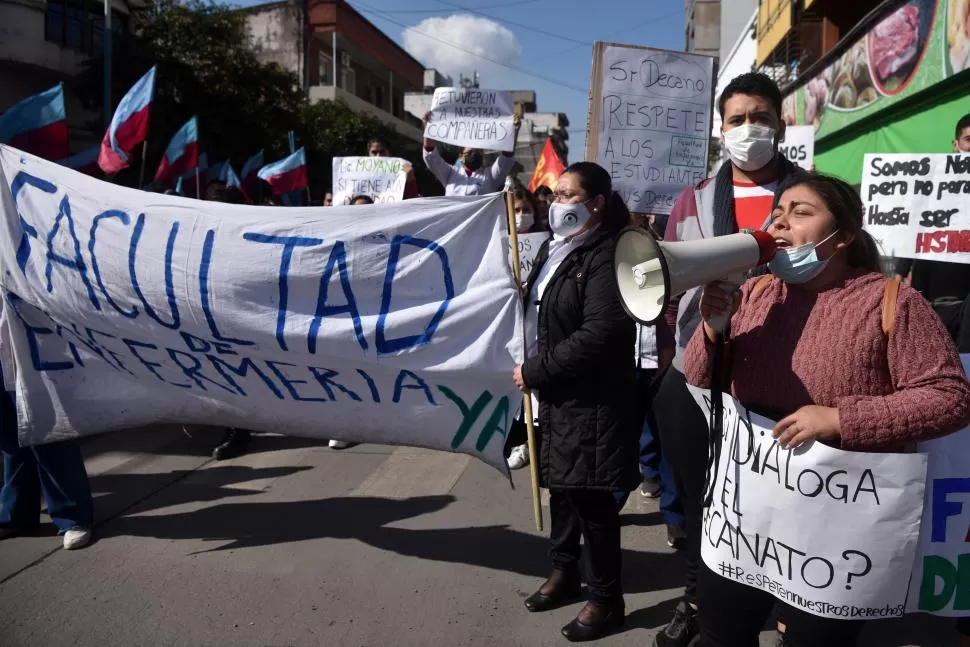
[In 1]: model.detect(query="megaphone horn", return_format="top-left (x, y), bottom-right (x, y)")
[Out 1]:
top-left (613, 228), bottom-right (777, 324)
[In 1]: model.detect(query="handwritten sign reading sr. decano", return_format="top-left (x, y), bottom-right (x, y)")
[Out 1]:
top-left (861, 153), bottom-right (970, 263)
top-left (587, 42), bottom-right (715, 215)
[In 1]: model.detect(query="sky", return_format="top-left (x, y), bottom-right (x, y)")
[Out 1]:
top-left (242, 0), bottom-right (686, 160)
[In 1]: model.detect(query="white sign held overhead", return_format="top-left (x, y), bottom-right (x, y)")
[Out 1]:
top-left (424, 88), bottom-right (516, 152)
top-left (332, 156), bottom-right (408, 205)
top-left (906, 356), bottom-right (970, 617)
top-left (861, 153), bottom-right (970, 264)
top-left (587, 42), bottom-right (715, 215)
top-left (689, 386), bottom-right (928, 620)
top-left (779, 125), bottom-right (815, 170)
top-left (0, 146), bottom-right (524, 472)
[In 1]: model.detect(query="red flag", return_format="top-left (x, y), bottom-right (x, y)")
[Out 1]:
top-left (528, 137), bottom-right (566, 193)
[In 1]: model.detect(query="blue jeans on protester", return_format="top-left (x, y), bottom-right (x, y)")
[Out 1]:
top-left (0, 388), bottom-right (93, 533)
top-left (613, 369), bottom-right (685, 528)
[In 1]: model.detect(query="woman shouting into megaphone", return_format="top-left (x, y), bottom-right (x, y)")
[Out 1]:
top-left (684, 173), bottom-right (970, 647)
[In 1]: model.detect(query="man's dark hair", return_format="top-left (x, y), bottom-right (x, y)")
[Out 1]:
top-left (203, 181), bottom-right (228, 202)
top-left (717, 72), bottom-right (783, 120)
top-left (956, 113), bottom-right (970, 139)
top-left (367, 137), bottom-right (390, 151)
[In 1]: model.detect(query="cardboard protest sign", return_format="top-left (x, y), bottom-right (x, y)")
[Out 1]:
top-left (332, 156), bottom-right (408, 205)
top-left (424, 88), bottom-right (516, 153)
top-left (862, 153), bottom-right (970, 263)
top-left (0, 146), bottom-right (524, 472)
top-left (510, 232), bottom-right (550, 279)
top-left (906, 355), bottom-right (970, 617)
top-left (586, 42), bottom-right (715, 215)
top-left (688, 386), bottom-right (927, 620)
top-left (779, 125), bottom-right (815, 171)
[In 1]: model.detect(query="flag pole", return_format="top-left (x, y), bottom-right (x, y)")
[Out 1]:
top-left (305, 186), bottom-right (311, 205)
top-left (504, 177), bottom-right (543, 533)
top-left (138, 141), bottom-right (148, 189)
top-left (195, 167), bottom-right (200, 199)
top-left (103, 0), bottom-right (112, 130)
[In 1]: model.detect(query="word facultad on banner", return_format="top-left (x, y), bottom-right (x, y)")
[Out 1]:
top-left (0, 146), bottom-right (524, 472)
top-left (688, 386), bottom-right (927, 620)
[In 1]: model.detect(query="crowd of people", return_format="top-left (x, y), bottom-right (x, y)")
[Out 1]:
top-left (2, 71), bottom-right (969, 647)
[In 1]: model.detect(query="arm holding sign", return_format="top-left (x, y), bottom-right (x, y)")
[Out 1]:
top-left (422, 112), bottom-right (458, 190)
top-left (486, 115), bottom-right (521, 188)
top-left (836, 287), bottom-right (970, 450)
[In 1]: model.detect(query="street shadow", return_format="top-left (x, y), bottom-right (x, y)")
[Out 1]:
top-left (99, 495), bottom-right (685, 595)
top-left (90, 464), bottom-right (315, 519)
top-left (620, 511), bottom-right (663, 527)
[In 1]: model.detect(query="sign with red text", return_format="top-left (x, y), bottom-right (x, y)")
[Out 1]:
top-left (906, 355), bottom-right (970, 617)
top-left (586, 42), bottom-right (715, 215)
top-left (861, 153), bottom-right (970, 263)
top-left (0, 146), bottom-right (523, 472)
top-left (689, 386), bottom-right (927, 619)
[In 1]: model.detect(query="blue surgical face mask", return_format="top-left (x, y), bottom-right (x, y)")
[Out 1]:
top-left (768, 230), bottom-right (840, 284)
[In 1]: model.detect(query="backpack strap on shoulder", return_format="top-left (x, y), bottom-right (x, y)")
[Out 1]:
top-left (882, 277), bottom-right (901, 337)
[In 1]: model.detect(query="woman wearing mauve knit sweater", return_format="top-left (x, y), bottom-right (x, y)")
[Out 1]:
top-left (684, 173), bottom-right (970, 647)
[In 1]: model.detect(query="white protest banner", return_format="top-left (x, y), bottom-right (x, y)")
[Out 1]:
top-left (862, 153), bottom-right (970, 263)
top-left (424, 88), bottom-right (516, 153)
top-left (688, 386), bottom-right (927, 619)
top-left (906, 355), bottom-right (970, 617)
top-left (511, 232), bottom-right (550, 279)
top-left (779, 125), bottom-right (815, 171)
top-left (0, 146), bottom-right (523, 472)
top-left (332, 156), bottom-right (408, 205)
top-left (587, 42), bottom-right (715, 215)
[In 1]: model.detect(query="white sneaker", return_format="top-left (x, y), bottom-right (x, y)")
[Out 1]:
top-left (507, 444), bottom-right (529, 470)
top-left (639, 477), bottom-right (662, 499)
top-left (62, 527), bottom-right (91, 550)
top-left (328, 440), bottom-right (351, 449)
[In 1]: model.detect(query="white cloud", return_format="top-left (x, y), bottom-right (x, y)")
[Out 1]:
top-left (402, 14), bottom-right (522, 85)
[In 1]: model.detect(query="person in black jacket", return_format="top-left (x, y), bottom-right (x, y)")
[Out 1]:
top-left (512, 162), bottom-right (639, 642)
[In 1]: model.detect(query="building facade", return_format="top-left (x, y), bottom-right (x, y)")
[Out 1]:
top-left (245, 0), bottom-right (425, 142)
top-left (686, 0), bottom-right (721, 56)
top-left (0, 0), bottom-right (138, 150)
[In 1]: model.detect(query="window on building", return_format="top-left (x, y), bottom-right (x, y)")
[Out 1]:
top-left (341, 66), bottom-right (356, 95)
top-left (375, 85), bottom-right (384, 110)
top-left (45, 1), bottom-right (128, 53)
top-left (319, 53), bottom-right (332, 85)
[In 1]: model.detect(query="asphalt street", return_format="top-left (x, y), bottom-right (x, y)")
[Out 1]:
top-left (0, 427), bottom-right (955, 646)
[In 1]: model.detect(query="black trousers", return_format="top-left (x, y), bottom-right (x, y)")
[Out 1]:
top-left (653, 367), bottom-right (709, 604)
top-left (697, 565), bottom-right (865, 647)
top-left (549, 489), bottom-right (623, 603)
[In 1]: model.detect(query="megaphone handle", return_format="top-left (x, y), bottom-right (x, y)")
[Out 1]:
top-left (706, 272), bottom-right (747, 333)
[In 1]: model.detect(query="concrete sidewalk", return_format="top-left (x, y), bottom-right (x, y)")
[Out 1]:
top-left (0, 428), bottom-right (956, 646)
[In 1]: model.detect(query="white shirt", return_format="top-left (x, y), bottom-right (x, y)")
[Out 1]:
top-left (524, 225), bottom-right (602, 358)
top-left (422, 147), bottom-right (515, 196)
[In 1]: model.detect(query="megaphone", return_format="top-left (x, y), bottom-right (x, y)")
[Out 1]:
top-left (614, 227), bottom-right (777, 325)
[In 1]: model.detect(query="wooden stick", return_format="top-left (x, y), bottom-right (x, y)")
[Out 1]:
top-left (195, 167), bottom-right (200, 199)
top-left (504, 184), bottom-right (543, 533)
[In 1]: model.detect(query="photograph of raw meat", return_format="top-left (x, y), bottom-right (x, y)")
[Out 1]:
top-left (949, 0), bottom-right (970, 74)
top-left (867, 0), bottom-right (936, 94)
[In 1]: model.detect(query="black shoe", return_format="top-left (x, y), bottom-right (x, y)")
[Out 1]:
top-left (666, 524), bottom-right (687, 550)
top-left (561, 600), bottom-right (625, 642)
top-left (654, 600), bottom-right (698, 647)
top-left (0, 523), bottom-right (39, 540)
top-left (213, 428), bottom-right (251, 460)
top-left (524, 569), bottom-right (582, 612)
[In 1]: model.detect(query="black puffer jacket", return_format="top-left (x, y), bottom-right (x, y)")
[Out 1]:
top-left (521, 230), bottom-right (639, 491)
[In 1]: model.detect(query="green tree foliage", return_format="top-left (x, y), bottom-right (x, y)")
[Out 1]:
top-left (78, 0), bottom-right (442, 196)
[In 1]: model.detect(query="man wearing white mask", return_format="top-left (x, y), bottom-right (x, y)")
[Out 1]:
top-left (651, 72), bottom-right (803, 647)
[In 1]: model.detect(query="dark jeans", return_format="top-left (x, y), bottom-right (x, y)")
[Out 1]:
top-left (549, 489), bottom-right (623, 603)
top-left (653, 367), bottom-right (708, 605)
top-left (698, 564), bottom-right (864, 647)
top-left (0, 390), bottom-right (93, 532)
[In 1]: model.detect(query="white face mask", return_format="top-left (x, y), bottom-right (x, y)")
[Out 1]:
top-left (723, 123), bottom-right (777, 172)
top-left (548, 201), bottom-right (592, 238)
top-left (515, 210), bottom-right (534, 232)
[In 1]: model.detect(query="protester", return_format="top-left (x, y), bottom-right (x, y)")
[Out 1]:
top-left (893, 113), bottom-right (970, 344)
top-left (366, 136), bottom-right (419, 199)
top-left (653, 72), bottom-right (804, 647)
top-left (686, 172), bottom-right (970, 647)
top-left (0, 366), bottom-right (94, 550)
top-left (610, 213), bottom-right (685, 546)
top-left (511, 186), bottom-right (544, 234)
top-left (513, 161), bottom-right (638, 642)
top-left (534, 185), bottom-right (553, 231)
top-left (323, 191), bottom-right (333, 206)
top-left (351, 194), bottom-right (375, 205)
top-left (422, 112), bottom-right (521, 196)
